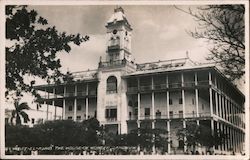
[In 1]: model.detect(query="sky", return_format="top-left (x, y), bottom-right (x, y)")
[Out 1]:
top-left (5, 4), bottom-right (245, 113)
top-left (29, 5), bottom-right (209, 73)
top-left (7, 4), bottom-right (211, 110)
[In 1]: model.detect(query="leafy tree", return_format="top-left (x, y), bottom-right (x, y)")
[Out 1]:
top-left (5, 118), bottom-right (101, 148)
top-left (129, 127), bottom-right (168, 152)
top-left (176, 5), bottom-right (245, 81)
top-left (11, 100), bottom-right (30, 125)
top-left (6, 5), bottom-right (89, 99)
top-left (176, 122), bottom-right (227, 153)
top-left (80, 118), bottom-right (100, 146)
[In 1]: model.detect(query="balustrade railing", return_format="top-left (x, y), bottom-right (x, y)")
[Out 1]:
top-left (127, 87), bottom-right (138, 92)
top-left (168, 82), bottom-right (182, 89)
top-left (42, 91), bottom-right (96, 98)
top-left (127, 81), bottom-right (210, 93)
top-left (127, 112), bottom-right (211, 120)
top-left (99, 60), bottom-right (125, 68)
top-left (77, 91), bottom-right (87, 96)
top-left (41, 94), bottom-right (64, 99)
top-left (183, 82), bottom-right (195, 87)
top-left (65, 92), bottom-right (75, 97)
top-left (154, 84), bottom-right (167, 90)
top-left (89, 90), bottom-right (97, 96)
top-left (140, 85), bottom-right (152, 91)
top-left (197, 80), bottom-right (209, 86)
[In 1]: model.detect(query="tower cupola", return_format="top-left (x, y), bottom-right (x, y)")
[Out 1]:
top-left (105, 6), bottom-right (133, 63)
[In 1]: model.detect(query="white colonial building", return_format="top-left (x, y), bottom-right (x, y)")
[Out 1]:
top-left (34, 7), bottom-right (245, 154)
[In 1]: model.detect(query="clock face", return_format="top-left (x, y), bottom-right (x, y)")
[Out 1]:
top-left (113, 29), bottom-right (117, 34)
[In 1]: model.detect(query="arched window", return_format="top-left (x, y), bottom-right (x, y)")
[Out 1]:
top-left (107, 76), bottom-right (117, 93)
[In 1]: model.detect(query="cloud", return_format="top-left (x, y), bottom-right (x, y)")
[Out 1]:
top-left (140, 19), bottom-right (160, 31)
top-left (57, 34), bottom-right (106, 73)
top-left (158, 25), bottom-right (181, 41)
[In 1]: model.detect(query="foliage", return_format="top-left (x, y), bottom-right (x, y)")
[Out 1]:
top-left (62, 71), bottom-right (75, 83)
top-left (6, 5), bottom-right (89, 99)
top-left (176, 5), bottom-right (245, 81)
top-left (176, 122), bottom-right (227, 151)
top-left (118, 127), bottom-right (168, 152)
top-left (6, 118), bottom-right (168, 151)
top-left (11, 100), bottom-right (30, 125)
top-left (5, 118), bottom-right (101, 147)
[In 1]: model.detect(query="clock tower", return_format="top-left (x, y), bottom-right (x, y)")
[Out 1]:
top-left (105, 7), bottom-right (132, 62)
top-left (96, 7), bottom-right (135, 134)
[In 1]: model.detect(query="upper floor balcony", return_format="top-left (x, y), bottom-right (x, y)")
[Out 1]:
top-left (99, 59), bottom-right (125, 68)
top-left (127, 80), bottom-right (210, 93)
top-left (127, 112), bottom-right (212, 121)
top-left (107, 44), bottom-right (120, 51)
top-left (41, 90), bottom-right (97, 100)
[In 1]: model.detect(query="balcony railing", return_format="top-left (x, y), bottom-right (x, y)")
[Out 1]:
top-left (88, 90), bottom-right (97, 96)
top-left (169, 82), bottom-right (182, 89)
top-left (127, 81), bottom-right (210, 93)
top-left (99, 60), bottom-right (125, 68)
top-left (41, 94), bottom-right (64, 99)
top-left (140, 85), bottom-right (152, 91)
top-left (127, 86), bottom-right (138, 92)
top-left (108, 44), bottom-right (120, 50)
top-left (183, 82), bottom-right (195, 87)
top-left (154, 84), bottom-right (167, 90)
top-left (127, 112), bottom-right (211, 120)
top-left (77, 91), bottom-right (87, 97)
top-left (197, 81), bottom-right (209, 86)
top-left (65, 92), bottom-right (75, 97)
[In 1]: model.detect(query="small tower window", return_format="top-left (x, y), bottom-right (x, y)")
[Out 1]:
top-left (113, 29), bottom-right (117, 34)
top-left (68, 106), bottom-right (73, 111)
top-left (107, 76), bottom-right (117, 93)
top-left (77, 105), bottom-right (81, 111)
top-left (179, 98), bottom-right (183, 104)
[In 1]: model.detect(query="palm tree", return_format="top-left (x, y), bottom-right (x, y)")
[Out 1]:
top-left (11, 100), bottom-right (30, 125)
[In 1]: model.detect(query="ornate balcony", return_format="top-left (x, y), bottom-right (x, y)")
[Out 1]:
top-left (99, 59), bottom-right (126, 69)
top-left (108, 44), bottom-right (120, 51)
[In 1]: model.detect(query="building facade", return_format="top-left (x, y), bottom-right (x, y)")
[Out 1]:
top-left (5, 108), bottom-right (54, 127)
top-left (35, 7), bottom-right (245, 154)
